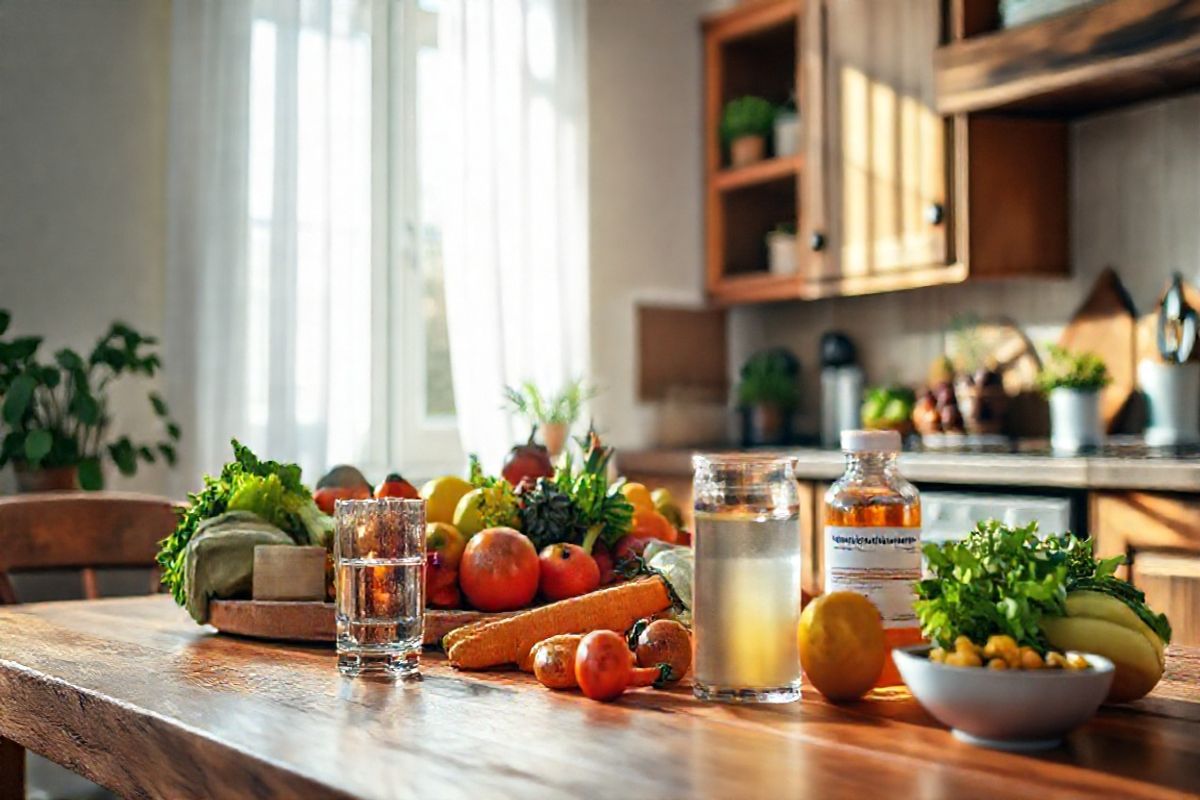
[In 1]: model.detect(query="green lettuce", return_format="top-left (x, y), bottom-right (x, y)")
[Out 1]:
top-left (157, 440), bottom-right (331, 605)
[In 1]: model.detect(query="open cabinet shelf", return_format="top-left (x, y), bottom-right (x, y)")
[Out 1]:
top-left (703, 0), bottom-right (804, 304)
top-left (935, 0), bottom-right (1200, 116)
top-left (712, 155), bottom-right (803, 193)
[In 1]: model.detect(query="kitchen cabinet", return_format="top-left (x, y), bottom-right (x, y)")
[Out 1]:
top-left (1091, 492), bottom-right (1200, 646)
top-left (701, 0), bottom-right (1070, 304)
top-left (805, 0), bottom-right (953, 291)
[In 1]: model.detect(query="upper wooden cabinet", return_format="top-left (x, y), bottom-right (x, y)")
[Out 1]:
top-left (702, 0), bottom-right (1071, 304)
top-left (806, 0), bottom-right (958, 296)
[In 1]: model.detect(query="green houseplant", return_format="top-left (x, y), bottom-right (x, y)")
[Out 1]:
top-left (720, 95), bottom-right (776, 167)
top-left (0, 310), bottom-right (180, 490)
top-left (736, 348), bottom-right (799, 446)
top-left (1036, 344), bottom-right (1111, 452)
top-left (504, 379), bottom-right (594, 457)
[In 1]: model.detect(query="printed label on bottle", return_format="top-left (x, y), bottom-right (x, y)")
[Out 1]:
top-left (824, 526), bottom-right (921, 629)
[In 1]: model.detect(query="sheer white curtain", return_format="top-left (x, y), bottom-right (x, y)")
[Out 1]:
top-left (165, 0), bottom-right (378, 488)
top-left (439, 0), bottom-right (590, 471)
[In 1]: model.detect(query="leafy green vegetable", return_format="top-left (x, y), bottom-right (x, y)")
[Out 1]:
top-left (157, 440), bottom-right (331, 604)
top-left (554, 425), bottom-right (633, 553)
top-left (915, 522), bottom-right (1172, 650)
top-left (1049, 534), bottom-right (1172, 643)
top-left (915, 521), bottom-right (1069, 650)
top-left (466, 454), bottom-right (520, 529)
top-left (519, 477), bottom-right (587, 551)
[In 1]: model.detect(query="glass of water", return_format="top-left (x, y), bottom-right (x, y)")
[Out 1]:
top-left (334, 497), bottom-right (425, 678)
top-left (691, 454), bottom-right (802, 703)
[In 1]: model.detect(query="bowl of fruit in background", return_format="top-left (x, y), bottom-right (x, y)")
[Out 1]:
top-left (893, 637), bottom-right (1114, 752)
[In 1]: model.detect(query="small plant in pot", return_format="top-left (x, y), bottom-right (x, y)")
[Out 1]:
top-left (736, 349), bottom-right (799, 446)
top-left (720, 95), bottom-right (776, 167)
top-left (504, 379), bottom-right (593, 458)
top-left (0, 310), bottom-right (180, 491)
top-left (1036, 344), bottom-right (1111, 452)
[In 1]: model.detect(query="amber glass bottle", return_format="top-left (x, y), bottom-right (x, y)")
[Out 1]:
top-left (823, 430), bottom-right (921, 687)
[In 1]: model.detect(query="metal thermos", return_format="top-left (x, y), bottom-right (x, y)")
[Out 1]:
top-left (819, 332), bottom-right (862, 448)
top-left (821, 365), bottom-right (864, 448)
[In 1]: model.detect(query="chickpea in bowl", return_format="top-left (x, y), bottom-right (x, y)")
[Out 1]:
top-left (893, 642), bottom-right (1114, 751)
top-left (930, 634), bottom-right (1090, 671)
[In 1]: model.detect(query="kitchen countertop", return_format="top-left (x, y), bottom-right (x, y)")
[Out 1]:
top-left (618, 439), bottom-right (1200, 492)
top-left (1, 596), bottom-right (1197, 799)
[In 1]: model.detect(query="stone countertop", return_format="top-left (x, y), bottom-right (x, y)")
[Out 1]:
top-left (617, 438), bottom-right (1200, 492)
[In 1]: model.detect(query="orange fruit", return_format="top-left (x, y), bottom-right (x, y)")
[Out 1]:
top-left (630, 508), bottom-right (678, 543)
top-left (798, 591), bottom-right (886, 702)
top-left (620, 482), bottom-right (655, 513)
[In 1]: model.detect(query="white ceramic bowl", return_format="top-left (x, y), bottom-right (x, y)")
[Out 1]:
top-left (893, 644), bottom-right (1115, 751)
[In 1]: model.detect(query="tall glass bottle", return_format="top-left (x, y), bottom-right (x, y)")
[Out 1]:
top-left (823, 430), bottom-right (921, 687)
top-left (692, 454), bottom-right (802, 703)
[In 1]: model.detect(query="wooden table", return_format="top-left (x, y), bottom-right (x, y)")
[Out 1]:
top-left (0, 597), bottom-right (1197, 799)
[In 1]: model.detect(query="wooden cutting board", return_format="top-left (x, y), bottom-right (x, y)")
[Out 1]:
top-left (208, 600), bottom-right (516, 646)
top-left (1058, 268), bottom-right (1137, 432)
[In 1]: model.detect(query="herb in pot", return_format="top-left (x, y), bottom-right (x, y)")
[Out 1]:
top-left (1035, 344), bottom-right (1111, 394)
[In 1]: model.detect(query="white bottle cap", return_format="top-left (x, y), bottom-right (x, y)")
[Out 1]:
top-left (840, 429), bottom-right (901, 453)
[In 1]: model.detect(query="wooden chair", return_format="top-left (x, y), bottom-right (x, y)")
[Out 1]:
top-left (0, 492), bottom-right (180, 604)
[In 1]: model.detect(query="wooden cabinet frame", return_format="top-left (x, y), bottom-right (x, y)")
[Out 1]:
top-left (702, 0), bottom-right (1069, 305)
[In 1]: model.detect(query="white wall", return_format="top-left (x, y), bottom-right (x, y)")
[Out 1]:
top-left (587, 0), bottom-right (710, 448)
top-left (728, 93), bottom-right (1200, 424)
top-left (0, 0), bottom-right (172, 494)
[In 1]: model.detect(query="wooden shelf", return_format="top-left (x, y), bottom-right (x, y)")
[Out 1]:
top-left (709, 271), bottom-right (805, 305)
top-left (712, 156), bottom-right (802, 192)
top-left (935, 0), bottom-right (1200, 116)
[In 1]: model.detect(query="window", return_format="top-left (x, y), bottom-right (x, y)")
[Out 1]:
top-left (244, 0), bottom-right (460, 478)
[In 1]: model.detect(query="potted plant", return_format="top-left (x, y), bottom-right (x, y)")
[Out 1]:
top-left (0, 310), bottom-right (180, 491)
top-left (1036, 344), bottom-right (1111, 452)
top-left (773, 95), bottom-right (800, 158)
top-left (720, 96), bottom-right (776, 167)
top-left (504, 379), bottom-right (593, 458)
top-left (736, 349), bottom-right (799, 446)
top-left (766, 222), bottom-right (797, 275)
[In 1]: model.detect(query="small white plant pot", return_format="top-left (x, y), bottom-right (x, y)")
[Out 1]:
top-left (1049, 388), bottom-right (1103, 453)
top-left (774, 112), bottom-right (800, 157)
top-left (1138, 360), bottom-right (1200, 447)
top-left (729, 134), bottom-right (766, 167)
top-left (767, 231), bottom-right (797, 275)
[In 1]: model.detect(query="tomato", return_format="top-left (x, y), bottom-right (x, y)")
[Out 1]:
top-left (313, 485), bottom-right (370, 515)
top-left (458, 527), bottom-right (539, 611)
top-left (574, 630), bottom-right (663, 702)
top-left (538, 543), bottom-right (600, 601)
top-left (375, 473), bottom-right (420, 499)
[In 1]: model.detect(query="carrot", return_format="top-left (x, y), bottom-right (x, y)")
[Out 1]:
top-left (445, 577), bottom-right (673, 670)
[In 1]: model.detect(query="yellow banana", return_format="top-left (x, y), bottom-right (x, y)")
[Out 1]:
top-left (1063, 591), bottom-right (1164, 670)
top-left (1043, 591), bottom-right (1165, 703)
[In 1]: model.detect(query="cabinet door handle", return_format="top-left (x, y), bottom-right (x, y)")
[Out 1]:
top-left (810, 231), bottom-right (827, 251)
top-left (926, 203), bottom-right (945, 225)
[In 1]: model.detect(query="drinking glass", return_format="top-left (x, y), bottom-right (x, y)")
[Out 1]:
top-left (692, 454), bottom-right (802, 703)
top-left (334, 498), bottom-right (425, 678)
